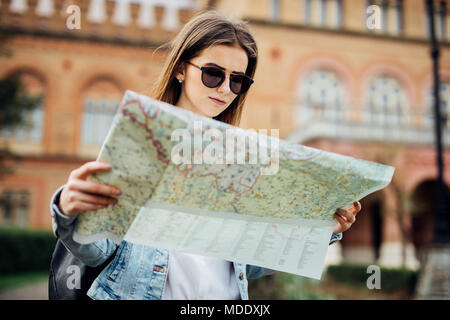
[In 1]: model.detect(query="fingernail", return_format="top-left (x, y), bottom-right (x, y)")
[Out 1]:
top-left (116, 189), bottom-right (122, 195)
top-left (106, 164), bottom-right (113, 169)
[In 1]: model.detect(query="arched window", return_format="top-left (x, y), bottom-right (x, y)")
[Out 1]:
top-left (0, 189), bottom-right (30, 227)
top-left (424, 82), bottom-right (450, 129)
top-left (1, 71), bottom-right (45, 142)
top-left (297, 69), bottom-right (345, 127)
top-left (0, 190), bottom-right (13, 226)
top-left (80, 78), bottom-right (121, 147)
top-left (364, 75), bottom-right (408, 127)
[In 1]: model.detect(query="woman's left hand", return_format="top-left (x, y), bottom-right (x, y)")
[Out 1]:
top-left (333, 201), bottom-right (362, 234)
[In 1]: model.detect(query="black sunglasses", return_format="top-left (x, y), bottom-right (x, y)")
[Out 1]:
top-left (184, 61), bottom-right (254, 95)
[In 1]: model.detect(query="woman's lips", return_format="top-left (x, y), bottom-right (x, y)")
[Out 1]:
top-left (209, 97), bottom-right (226, 106)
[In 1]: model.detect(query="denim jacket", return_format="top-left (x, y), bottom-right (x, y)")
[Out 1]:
top-left (50, 186), bottom-right (342, 300)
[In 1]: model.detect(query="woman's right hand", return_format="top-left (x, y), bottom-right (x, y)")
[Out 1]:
top-left (59, 161), bottom-right (122, 217)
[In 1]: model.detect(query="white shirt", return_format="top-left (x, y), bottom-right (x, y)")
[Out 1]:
top-left (162, 251), bottom-right (241, 300)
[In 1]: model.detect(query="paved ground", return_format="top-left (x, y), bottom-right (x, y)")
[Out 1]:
top-left (415, 246), bottom-right (450, 299)
top-left (0, 279), bottom-right (48, 300)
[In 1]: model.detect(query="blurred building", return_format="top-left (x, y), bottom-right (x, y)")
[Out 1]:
top-left (1, 0), bottom-right (449, 270)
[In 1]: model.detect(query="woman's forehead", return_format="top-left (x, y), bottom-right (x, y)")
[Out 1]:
top-left (194, 45), bottom-right (248, 74)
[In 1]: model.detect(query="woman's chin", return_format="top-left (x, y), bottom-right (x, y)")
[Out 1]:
top-left (200, 107), bottom-right (226, 119)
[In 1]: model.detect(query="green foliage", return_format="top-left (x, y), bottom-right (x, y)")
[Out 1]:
top-left (0, 227), bottom-right (56, 275)
top-left (0, 270), bottom-right (49, 293)
top-left (249, 264), bottom-right (419, 299)
top-left (326, 263), bottom-right (419, 294)
top-left (248, 272), bottom-right (334, 300)
top-left (0, 71), bottom-right (42, 176)
top-left (273, 273), bottom-right (334, 300)
top-left (0, 72), bottom-right (43, 130)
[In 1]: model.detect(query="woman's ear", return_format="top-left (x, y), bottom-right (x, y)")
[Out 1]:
top-left (175, 62), bottom-right (186, 82)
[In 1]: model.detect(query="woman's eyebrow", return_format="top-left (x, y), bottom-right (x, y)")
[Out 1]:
top-left (204, 62), bottom-right (245, 75)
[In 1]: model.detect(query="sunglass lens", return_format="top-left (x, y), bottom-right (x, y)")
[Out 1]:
top-left (231, 75), bottom-right (251, 95)
top-left (202, 67), bottom-right (224, 88)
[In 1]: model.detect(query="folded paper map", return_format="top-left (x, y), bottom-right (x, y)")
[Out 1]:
top-left (73, 90), bottom-right (395, 279)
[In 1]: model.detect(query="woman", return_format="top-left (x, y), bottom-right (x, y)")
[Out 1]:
top-left (50, 10), bottom-right (361, 300)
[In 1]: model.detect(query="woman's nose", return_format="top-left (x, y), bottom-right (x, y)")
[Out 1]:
top-left (217, 76), bottom-right (232, 94)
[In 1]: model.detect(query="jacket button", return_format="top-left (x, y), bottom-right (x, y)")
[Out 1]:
top-left (239, 272), bottom-right (244, 280)
top-left (153, 267), bottom-right (165, 273)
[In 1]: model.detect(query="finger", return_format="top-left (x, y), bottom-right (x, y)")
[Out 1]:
top-left (334, 213), bottom-right (351, 232)
top-left (69, 190), bottom-right (118, 206)
top-left (348, 201), bottom-right (361, 215)
top-left (71, 201), bottom-right (110, 214)
top-left (67, 179), bottom-right (121, 197)
top-left (70, 161), bottom-right (113, 180)
top-left (338, 208), bottom-right (356, 224)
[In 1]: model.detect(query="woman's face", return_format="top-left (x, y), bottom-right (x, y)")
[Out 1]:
top-left (175, 44), bottom-right (249, 118)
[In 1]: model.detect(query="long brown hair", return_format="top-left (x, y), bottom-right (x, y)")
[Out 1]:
top-left (150, 10), bottom-right (258, 127)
